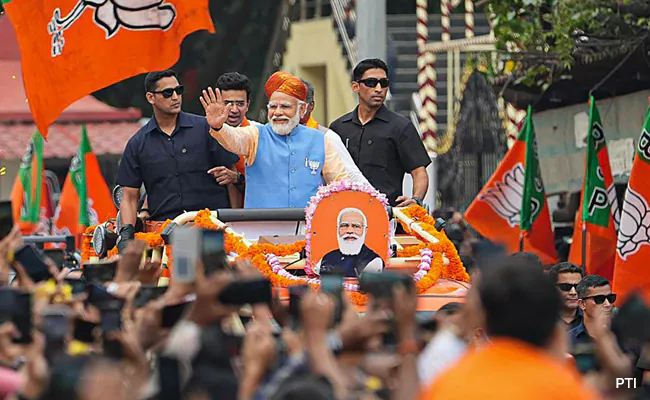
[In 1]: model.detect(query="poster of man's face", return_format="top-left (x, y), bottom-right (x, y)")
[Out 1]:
top-left (318, 207), bottom-right (385, 277)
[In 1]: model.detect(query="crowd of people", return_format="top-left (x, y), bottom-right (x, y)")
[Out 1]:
top-left (0, 225), bottom-right (649, 399)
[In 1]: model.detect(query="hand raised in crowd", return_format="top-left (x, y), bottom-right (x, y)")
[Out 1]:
top-left (0, 323), bottom-right (18, 367)
top-left (114, 239), bottom-right (147, 283)
top-left (336, 294), bottom-right (390, 351)
top-left (137, 258), bottom-right (163, 285)
top-left (133, 298), bottom-right (167, 351)
top-left (393, 283), bottom-right (417, 341)
top-left (17, 332), bottom-right (49, 400)
top-left (186, 260), bottom-right (238, 327)
top-left (199, 87), bottom-right (232, 130)
top-left (208, 166), bottom-right (239, 186)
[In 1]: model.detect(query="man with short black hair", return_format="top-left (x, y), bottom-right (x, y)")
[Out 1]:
top-left (570, 275), bottom-right (616, 350)
top-left (116, 69), bottom-right (239, 252)
top-left (421, 258), bottom-right (598, 398)
top-left (210, 72), bottom-right (259, 202)
top-left (549, 262), bottom-right (584, 329)
top-left (330, 58), bottom-right (430, 207)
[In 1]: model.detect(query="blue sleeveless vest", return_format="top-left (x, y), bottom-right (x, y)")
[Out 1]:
top-left (245, 124), bottom-right (325, 208)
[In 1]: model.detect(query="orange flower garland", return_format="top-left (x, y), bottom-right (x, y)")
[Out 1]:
top-left (84, 206), bottom-right (467, 306)
top-left (80, 225), bottom-right (99, 262)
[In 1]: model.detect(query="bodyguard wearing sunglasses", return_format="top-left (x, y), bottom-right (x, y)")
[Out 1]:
top-left (568, 275), bottom-right (617, 363)
top-left (330, 58), bottom-right (431, 207)
top-left (549, 262), bottom-right (584, 330)
top-left (116, 70), bottom-right (239, 253)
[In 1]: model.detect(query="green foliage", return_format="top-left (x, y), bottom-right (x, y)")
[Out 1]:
top-left (488, 0), bottom-right (650, 89)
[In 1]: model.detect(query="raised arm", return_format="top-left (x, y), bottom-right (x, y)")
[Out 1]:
top-left (201, 87), bottom-right (260, 163)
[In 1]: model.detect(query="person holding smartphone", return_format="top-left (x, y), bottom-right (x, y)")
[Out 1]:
top-left (116, 70), bottom-right (240, 253)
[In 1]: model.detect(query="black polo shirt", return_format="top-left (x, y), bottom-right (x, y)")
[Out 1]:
top-left (329, 105), bottom-right (431, 205)
top-left (116, 112), bottom-right (239, 221)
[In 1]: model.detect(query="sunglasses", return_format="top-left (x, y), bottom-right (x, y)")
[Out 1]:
top-left (582, 294), bottom-right (617, 305)
top-left (151, 85), bottom-right (184, 98)
top-left (357, 78), bottom-right (390, 88)
top-left (557, 283), bottom-right (578, 292)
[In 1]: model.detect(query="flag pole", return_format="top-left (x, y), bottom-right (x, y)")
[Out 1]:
top-left (581, 221), bottom-right (587, 274)
top-left (519, 231), bottom-right (524, 252)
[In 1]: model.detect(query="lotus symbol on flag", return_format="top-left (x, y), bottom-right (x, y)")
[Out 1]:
top-left (617, 186), bottom-right (650, 260)
top-left (478, 162), bottom-right (532, 228)
top-left (48, 0), bottom-right (177, 57)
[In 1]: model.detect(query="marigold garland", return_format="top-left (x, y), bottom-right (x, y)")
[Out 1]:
top-left (84, 204), bottom-right (468, 307)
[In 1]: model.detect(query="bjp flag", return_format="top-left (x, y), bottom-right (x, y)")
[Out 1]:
top-left (2, 0), bottom-right (214, 138)
top-left (10, 132), bottom-right (53, 235)
top-left (614, 107), bottom-right (650, 303)
top-left (568, 97), bottom-right (619, 279)
top-left (465, 106), bottom-right (556, 265)
top-left (53, 126), bottom-right (116, 246)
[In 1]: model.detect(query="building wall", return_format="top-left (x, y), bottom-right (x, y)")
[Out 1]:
top-left (535, 90), bottom-right (649, 194)
top-left (282, 18), bottom-right (356, 126)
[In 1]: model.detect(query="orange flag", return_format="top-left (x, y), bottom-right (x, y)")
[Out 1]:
top-left (53, 126), bottom-right (116, 246)
top-left (614, 107), bottom-right (650, 303)
top-left (568, 97), bottom-right (619, 279)
top-left (465, 107), bottom-right (556, 265)
top-left (10, 132), bottom-right (53, 236)
top-left (3, 0), bottom-right (214, 138)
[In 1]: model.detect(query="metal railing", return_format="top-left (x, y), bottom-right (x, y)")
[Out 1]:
top-left (330, 0), bottom-right (357, 67)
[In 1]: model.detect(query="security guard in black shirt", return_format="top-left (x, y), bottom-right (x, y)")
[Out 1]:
top-left (330, 58), bottom-right (431, 207)
top-left (115, 70), bottom-right (239, 252)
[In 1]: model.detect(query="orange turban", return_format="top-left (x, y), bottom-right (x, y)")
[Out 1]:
top-left (264, 71), bottom-right (307, 102)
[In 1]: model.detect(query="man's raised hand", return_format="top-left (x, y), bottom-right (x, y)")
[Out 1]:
top-left (200, 87), bottom-right (232, 130)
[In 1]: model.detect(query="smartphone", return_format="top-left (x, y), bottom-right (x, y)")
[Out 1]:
top-left (0, 201), bottom-right (12, 241)
top-left (82, 261), bottom-right (117, 284)
top-left (158, 356), bottom-right (182, 400)
top-left (359, 272), bottom-right (413, 349)
top-left (321, 276), bottom-right (344, 325)
top-left (41, 305), bottom-right (71, 363)
top-left (218, 279), bottom-right (272, 306)
top-left (612, 292), bottom-right (650, 344)
top-left (63, 278), bottom-right (87, 296)
top-left (13, 245), bottom-right (52, 283)
top-left (359, 272), bottom-right (413, 299)
top-left (41, 305), bottom-right (70, 341)
top-left (201, 229), bottom-right (229, 275)
top-left (43, 249), bottom-right (66, 270)
top-left (171, 227), bottom-right (200, 283)
top-left (161, 301), bottom-right (192, 328)
top-left (133, 285), bottom-right (168, 309)
top-left (86, 283), bottom-right (118, 307)
top-left (288, 285), bottom-right (309, 329)
top-left (100, 300), bottom-right (124, 334)
top-left (12, 291), bottom-right (33, 344)
top-left (73, 318), bottom-right (97, 344)
top-left (0, 288), bottom-right (15, 324)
